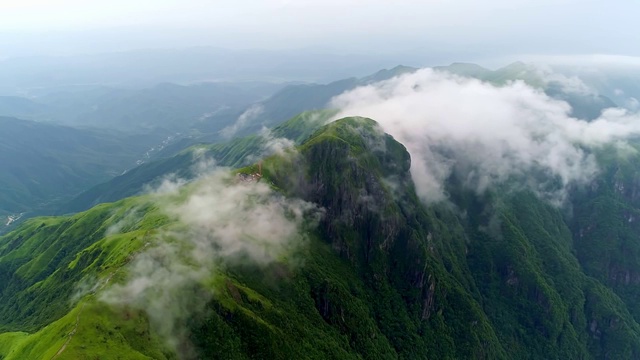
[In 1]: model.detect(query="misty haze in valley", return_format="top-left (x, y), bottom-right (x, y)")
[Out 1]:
top-left (2, 1), bottom-right (640, 359)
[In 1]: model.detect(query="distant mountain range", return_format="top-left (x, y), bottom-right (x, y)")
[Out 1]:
top-left (0, 47), bottom-right (414, 93)
top-left (0, 81), bottom-right (282, 133)
top-left (0, 117), bottom-right (162, 217)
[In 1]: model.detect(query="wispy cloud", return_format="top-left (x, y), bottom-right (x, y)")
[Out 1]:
top-left (221, 104), bottom-right (264, 138)
top-left (99, 160), bottom-right (321, 358)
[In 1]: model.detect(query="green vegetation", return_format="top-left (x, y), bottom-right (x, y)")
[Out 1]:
top-left (0, 116), bottom-right (162, 218)
top-left (2, 116), bottom-right (640, 358)
top-left (61, 110), bottom-right (338, 214)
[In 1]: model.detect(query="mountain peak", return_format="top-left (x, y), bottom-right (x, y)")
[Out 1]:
top-left (360, 65), bottom-right (418, 84)
top-left (298, 116), bottom-right (411, 176)
top-left (434, 62), bottom-right (491, 78)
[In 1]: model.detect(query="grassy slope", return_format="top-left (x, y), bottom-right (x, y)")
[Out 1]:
top-left (0, 299), bottom-right (169, 360)
top-left (2, 118), bottom-right (640, 358)
top-left (60, 110), bottom-right (338, 214)
top-left (0, 196), bottom-right (169, 333)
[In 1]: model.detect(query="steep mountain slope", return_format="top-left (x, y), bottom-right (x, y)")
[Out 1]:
top-left (2, 117), bottom-right (640, 359)
top-left (0, 116), bottom-right (161, 218)
top-left (60, 110), bottom-right (337, 214)
top-left (569, 144), bottom-right (640, 324)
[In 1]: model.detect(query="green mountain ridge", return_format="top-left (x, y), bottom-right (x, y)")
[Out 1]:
top-left (59, 110), bottom-right (338, 215)
top-left (2, 116), bottom-right (640, 358)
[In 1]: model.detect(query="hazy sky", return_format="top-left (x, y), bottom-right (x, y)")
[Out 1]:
top-left (0, 0), bottom-right (637, 60)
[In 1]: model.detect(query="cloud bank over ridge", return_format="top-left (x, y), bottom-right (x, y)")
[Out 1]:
top-left (331, 68), bottom-right (640, 204)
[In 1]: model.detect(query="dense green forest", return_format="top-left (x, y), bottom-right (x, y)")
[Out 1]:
top-left (2, 113), bottom-right (640, 359)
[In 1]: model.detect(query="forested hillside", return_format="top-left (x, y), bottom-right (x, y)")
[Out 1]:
top-left (0, 117), bottom-right (161, 217)
top-left (2, 117), bottom-right (640, 359)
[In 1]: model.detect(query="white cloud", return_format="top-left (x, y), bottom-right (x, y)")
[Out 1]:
top-left (331, 68), bottom-right (640, 204)
top-left (99, 164), bottom-right (321, 355)
top-left (220, 104), bottom-right (264, 138)
top-left (258, 127), bottom-right (295, 156)
top-left (534, 65), bottom-right (596, 96)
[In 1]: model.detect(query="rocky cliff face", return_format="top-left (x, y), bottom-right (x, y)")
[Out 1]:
top-left (570, 144), bottom-right (640, 331)
top-left (262, 117), bottom-right (640, 359)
